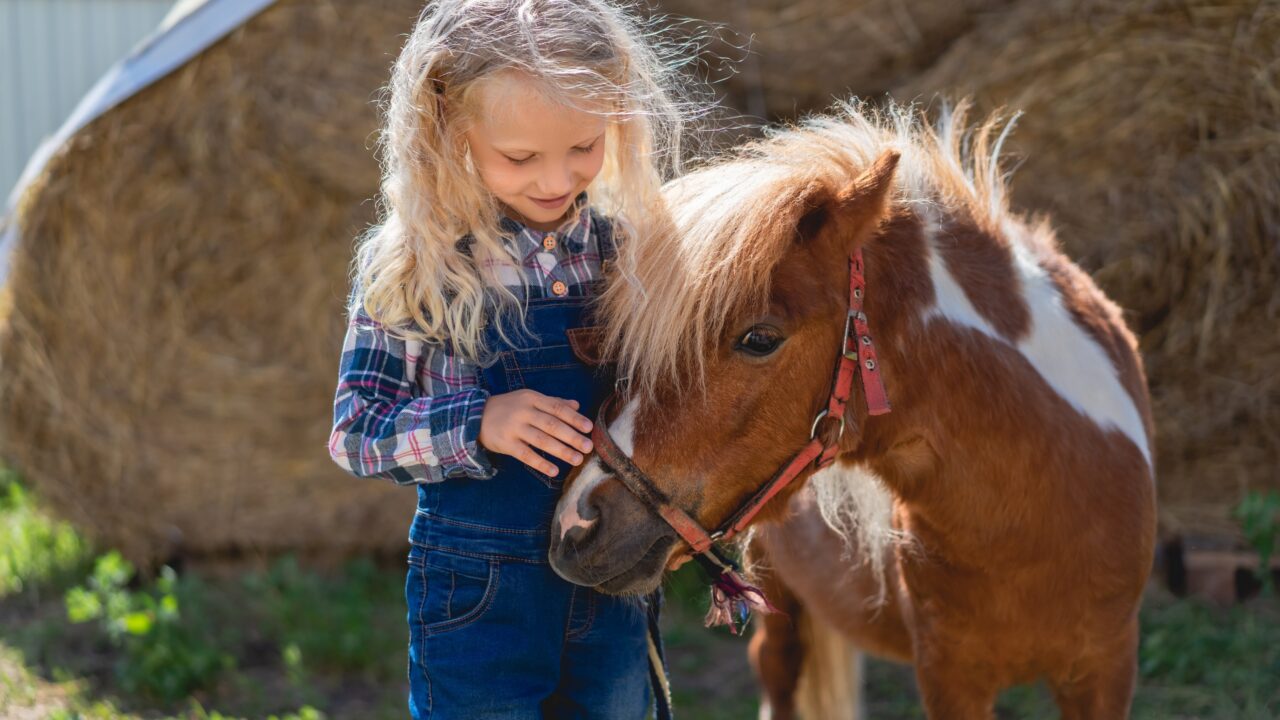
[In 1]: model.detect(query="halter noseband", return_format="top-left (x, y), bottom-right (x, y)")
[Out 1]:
top-left (589, 249), bottom-right (891, 631)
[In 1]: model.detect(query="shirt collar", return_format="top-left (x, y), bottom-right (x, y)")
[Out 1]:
top-left (498, 191), bottom-right (592, 262)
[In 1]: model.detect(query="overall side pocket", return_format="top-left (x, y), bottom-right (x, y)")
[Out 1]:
top-left (407, 544), bottom-right (500, 637)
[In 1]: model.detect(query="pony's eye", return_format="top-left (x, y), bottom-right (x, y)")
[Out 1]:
top-left (736, 325), bottom-right (784, 356)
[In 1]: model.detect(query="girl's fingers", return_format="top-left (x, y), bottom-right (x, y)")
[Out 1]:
top-left (514, 443), bottom-right (558, 477)
top-left (522, 427), bottom-right (584, 466)
top-left (534, 394), bottom-right (593, 434)
top-left (531, 409), bottom-right (593, 454)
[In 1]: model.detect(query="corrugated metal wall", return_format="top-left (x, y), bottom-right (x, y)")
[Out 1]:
top-left (1, 0), bottom-right (173, 199)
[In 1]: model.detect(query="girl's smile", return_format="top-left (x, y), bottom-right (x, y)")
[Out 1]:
top-left (530, 191), bottom-right (573, 211)
top-left (465, 71), bottom-right (608, 232)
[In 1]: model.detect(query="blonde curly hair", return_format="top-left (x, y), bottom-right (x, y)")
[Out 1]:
top-left (352, 0), bottom-right (705, 363)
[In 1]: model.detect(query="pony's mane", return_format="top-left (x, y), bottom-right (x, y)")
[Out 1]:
top-left (598, 99), bottom-right (1020, 401)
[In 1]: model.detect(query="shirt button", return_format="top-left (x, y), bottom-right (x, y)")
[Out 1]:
top-left (551, 280), bottom-right (568, 296)
top-left (542, 234), bottom-right (557, 251)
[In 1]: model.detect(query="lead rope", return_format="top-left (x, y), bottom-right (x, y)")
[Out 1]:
top-left (645, 589), bottom-right (674, 720)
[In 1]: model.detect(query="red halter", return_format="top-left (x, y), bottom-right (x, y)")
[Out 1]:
top-left (589, 249), bottom-right (890, 629)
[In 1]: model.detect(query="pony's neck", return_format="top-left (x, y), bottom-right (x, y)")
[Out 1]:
top-left (852, 204), bottom-right (1056, 551)
top-left (846, 198), bottom-right (1150, 561)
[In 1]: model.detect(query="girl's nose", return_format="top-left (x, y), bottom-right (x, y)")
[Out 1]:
top-left (537, 162), bottom-right (574, 197)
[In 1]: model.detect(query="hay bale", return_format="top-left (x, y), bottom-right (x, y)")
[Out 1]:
top-left (895, 0), bottom-right (1280, 537)
top-left (0, 284), bottom-right (10, 330)
top-left (0, 0), bottom-right (427, 570)
top-left (656, 0), bottom-right (1017, 118)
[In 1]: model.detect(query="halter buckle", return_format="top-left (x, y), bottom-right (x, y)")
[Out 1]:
top-left (809, 409), bottom-right (846, 442)
top-left (842, 309), bottom-right (862, 360)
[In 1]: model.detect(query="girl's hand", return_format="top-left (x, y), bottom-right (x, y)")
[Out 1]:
top-left (478, 390), bottom-right (594, 477)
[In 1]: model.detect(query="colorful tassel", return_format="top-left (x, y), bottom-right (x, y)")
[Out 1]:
top-left (701, 564), bottom-right (779, 635)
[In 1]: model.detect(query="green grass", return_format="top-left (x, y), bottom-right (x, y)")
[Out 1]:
top-left (2, 463), bottom-right (1278, 719)
top-left (0, 465), bottom-right (94, 597)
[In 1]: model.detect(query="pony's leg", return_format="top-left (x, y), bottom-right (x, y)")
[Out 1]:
top-left (913, 656), bottom-right (999, 720)
top-left (1049, 621), bottom-right (1139, 720)
top-left (746, 537), bottom-right (806, 720)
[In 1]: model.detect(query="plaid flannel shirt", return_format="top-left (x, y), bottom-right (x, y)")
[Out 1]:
top-left (328, 197), bottom-right (613, 485)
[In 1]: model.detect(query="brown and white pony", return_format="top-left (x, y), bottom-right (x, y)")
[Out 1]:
top-left (549, 101), bottom-right (1156, 719)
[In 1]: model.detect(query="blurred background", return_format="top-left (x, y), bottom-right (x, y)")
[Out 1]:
top-left (0, 0), bottom-right (1276, 718)
top-left (2, 1), bottom-right (174, 197)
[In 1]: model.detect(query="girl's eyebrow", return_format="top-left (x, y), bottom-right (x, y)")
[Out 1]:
top-left (493, 131), bottom-right (605, 155)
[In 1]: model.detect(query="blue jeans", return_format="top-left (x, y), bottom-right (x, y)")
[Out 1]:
top-left (404, 293), bottom-right (654, 719)
top-left (405, 540), bottom-right (652, 718)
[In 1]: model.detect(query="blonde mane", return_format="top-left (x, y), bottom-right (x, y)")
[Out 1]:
top-left (598, 99), bottom-right (1020, 402)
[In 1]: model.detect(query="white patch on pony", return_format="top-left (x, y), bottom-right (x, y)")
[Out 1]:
top-left (920, 219), bottom-right (1152, 468)
top-left (557, 458), bottom-right (601, 541)
top-left (922, 228), bottom-right (999, 338)
top-left (557, 399), bottom-right (639, 541)
top-left (1010, 240), bottom-right (1152, 467)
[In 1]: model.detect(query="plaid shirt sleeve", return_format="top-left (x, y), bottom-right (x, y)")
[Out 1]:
top-left (327, 302), bottom-right (497, 485)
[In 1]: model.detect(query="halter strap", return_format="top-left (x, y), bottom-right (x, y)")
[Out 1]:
top-left (592, 403), bottom-right (717, 554)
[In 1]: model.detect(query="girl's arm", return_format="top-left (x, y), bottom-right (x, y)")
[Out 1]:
top-left (327, 303), bottom-right (496, 485)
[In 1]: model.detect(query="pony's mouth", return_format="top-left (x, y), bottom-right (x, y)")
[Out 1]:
top-left (593, 535), bottom-right (675, 595)
top-left (548, 519), bottom-right (675, 592)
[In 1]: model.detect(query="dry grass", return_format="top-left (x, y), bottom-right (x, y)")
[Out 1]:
top-left (655, 0), bottom-right (1018, 118)
top-left (0, 0), bottom-right (427, 570)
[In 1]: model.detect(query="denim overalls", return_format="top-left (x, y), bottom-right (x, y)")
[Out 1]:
top-left (405, 221), bottom-right (657, 719)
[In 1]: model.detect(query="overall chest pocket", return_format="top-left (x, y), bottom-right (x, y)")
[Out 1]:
top-left (496, 343), bottom-right (602, 488)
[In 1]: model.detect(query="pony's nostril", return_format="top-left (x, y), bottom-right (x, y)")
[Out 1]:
top-left (557, 492), bottom-right (601, 548)
top-left (563, 521), bottom-right (597, 550)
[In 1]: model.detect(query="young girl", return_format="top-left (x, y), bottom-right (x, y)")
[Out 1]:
top-left (327, 1), bottom-right (698, 717)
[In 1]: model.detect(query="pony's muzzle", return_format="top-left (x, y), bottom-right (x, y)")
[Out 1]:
top-left (549, 465), bottom-right (676, 595)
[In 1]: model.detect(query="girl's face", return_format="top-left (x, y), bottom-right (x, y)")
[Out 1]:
top-left (465, 72), bottom-right (608, 232)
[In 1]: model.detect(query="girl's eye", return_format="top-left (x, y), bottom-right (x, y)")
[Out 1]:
top-left (574, 141), bottom-right (597, 154)
top-left (736, 325), bottom-right (784, 357)
top-left (505, 155), bottom-right (533, 166)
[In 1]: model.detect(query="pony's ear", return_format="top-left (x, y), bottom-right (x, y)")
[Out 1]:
top-left (797, 150), bottom-right (900, 252)
top-left (839, 150), bottom-right (900, 218)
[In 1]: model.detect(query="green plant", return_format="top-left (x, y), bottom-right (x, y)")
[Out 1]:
top-left (64, 551), bottom-right (235, 702)
top-left (183, 701), bottom-right (328, 720)
top-left (1234, 489), bottom-right (1280, 596)
top-left (241, 554), bottom-right (403, 678)
top-left (1137, 595), bottom-right (1280, 717)
top-left (0, 466), bottom-right (93, 596)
